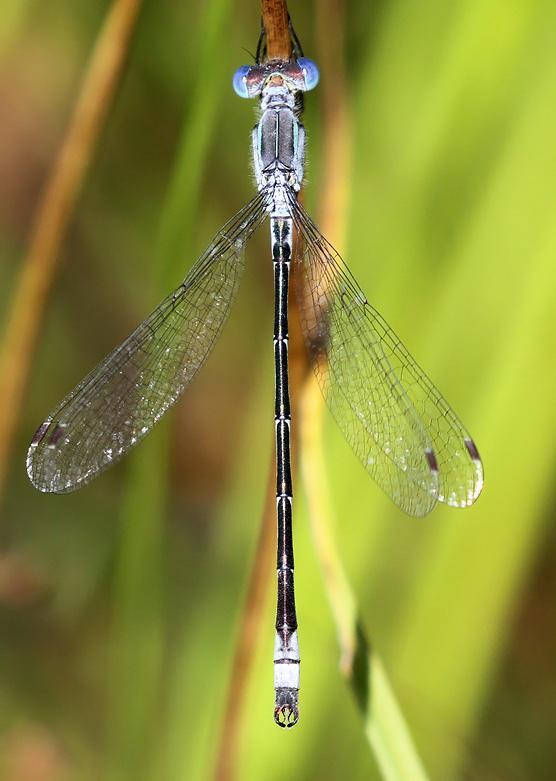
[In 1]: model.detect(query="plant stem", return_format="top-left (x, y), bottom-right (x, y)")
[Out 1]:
top-left (0, 0), bottom-right (143, 506)
top-left (260, 0), bottom-right (291, 60)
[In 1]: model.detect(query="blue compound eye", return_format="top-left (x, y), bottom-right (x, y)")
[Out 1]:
top-left (297, 58), bottom-right (319, 91)
top-left (232, 65), bottom-right (251, 98)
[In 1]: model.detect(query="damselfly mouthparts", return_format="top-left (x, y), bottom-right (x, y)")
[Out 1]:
top-left (27, 27), bottom-right (483, 729)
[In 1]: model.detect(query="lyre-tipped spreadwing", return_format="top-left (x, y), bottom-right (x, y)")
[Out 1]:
top-left (27, 23), bottom-right (483, 728)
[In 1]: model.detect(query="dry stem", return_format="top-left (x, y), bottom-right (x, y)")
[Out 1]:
top-left (0, 0), bottom-right (143, 504)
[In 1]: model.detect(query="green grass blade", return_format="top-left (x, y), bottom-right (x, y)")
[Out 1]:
top-left (107, 1), bottom-right (233, 777)
top-left (301, 381), bottom-right (431, 781)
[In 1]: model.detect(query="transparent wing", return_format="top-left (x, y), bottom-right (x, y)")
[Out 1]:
top-left (290, 196), bottom-right (483, 517)
top-left (27, 192), bottom-right (268, 493)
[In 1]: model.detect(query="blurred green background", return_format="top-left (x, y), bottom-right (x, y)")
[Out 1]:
top-left (1, 1), bottom-right (556, 779)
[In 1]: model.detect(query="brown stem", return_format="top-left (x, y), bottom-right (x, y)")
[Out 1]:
top-left (301, 0), bottom-right (361, 700)
top-left (260, 0), bottom-right (291, 59)
top-left (212, 458), bottom-right (276, 781)
top-left (0, 0), bottom-right (143, 505)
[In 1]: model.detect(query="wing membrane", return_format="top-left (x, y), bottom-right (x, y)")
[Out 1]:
top-left (291, 196), bottom-right (483, 517)
top-left (27, 192), bottom-right (268, 493)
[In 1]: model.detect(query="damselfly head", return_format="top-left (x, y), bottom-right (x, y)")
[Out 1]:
top-left (233, 58), bottom-right (319, 99)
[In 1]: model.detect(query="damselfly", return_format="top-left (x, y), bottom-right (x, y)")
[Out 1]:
top-left (27, 28), bottom-right (483, 728)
